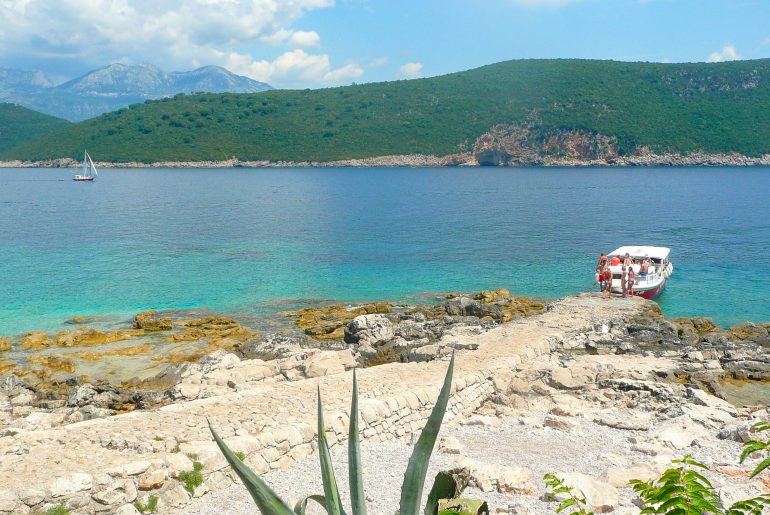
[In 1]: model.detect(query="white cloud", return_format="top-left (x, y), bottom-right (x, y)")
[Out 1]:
top-left (289, 30), bottom-right (321, 47)
top-left (0, 0), bottom-right (361, 88)
top-left (368, 56), bottom-right (389, 68)
top-left (708, 44), bottom-right (741, 63)
top-left (399, 62), bottom-right (423, 78)
top-left (225, 49), bottom-right (362, 88)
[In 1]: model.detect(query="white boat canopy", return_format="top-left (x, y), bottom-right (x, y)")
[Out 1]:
top-left (608, 246), bottom-right (670, 261)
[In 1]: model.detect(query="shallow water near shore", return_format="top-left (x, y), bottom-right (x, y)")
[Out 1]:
top-left (1, 166), bottom-right (769, 337)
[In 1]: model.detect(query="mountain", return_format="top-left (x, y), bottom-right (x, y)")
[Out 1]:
top-left (0, 103), bottom-right (70, 154)
top-left (0, 63), bottom-right (272, 121)
top-left (4, 58), bottom-right (770, 163)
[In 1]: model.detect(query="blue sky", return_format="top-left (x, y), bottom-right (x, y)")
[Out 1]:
top-left (1, 0), bottom-right (769, 88)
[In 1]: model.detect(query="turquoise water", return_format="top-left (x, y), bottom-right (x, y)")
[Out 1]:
top-left (1, 166), bottom-right (768, 336)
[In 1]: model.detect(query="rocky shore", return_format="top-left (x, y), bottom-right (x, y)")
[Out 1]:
top-left (0, 292), bottom-right (768, 514)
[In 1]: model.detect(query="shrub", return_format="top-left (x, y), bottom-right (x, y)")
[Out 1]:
top-left (44, 507), bottom-right (70, 515)
top-left (739, 420), bottom-right (770, 478)
top-left (178, 461), bottom-right (204, 494)
top-left (134, 494), bottom-right (158, 513)
top-left (543, 474), bottom-right (593, 515)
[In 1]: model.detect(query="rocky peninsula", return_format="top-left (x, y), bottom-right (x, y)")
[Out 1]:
top-left (0, 291), bottom-right (768, 514)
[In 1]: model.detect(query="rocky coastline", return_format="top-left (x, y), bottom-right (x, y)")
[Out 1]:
top-left (4, 122), bottom-right (770, 169)
top-left (2, 150), bottom-right (770, 169)
top-left (0, 291), bottom-right (768, 514)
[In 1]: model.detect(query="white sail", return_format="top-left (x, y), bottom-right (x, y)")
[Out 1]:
top-left (87, 153), bottom-right (98, 177)
top-left (82, 150), bottom-right (88, 176)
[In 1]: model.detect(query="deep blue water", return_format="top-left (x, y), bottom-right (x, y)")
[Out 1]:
top-left (1, 166), bottom-right (768, 336)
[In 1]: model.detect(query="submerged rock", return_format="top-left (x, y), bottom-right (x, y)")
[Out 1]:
top-left (133, 310), bottom-right (173, 331)
top-left (20, 331), bottom-right (51, 350)
top-left (0, 337), bottom-right (10, 352)
top-left (163, 316), bottom-right (257, 344)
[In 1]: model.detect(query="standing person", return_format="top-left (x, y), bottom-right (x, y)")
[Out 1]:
top-left (626, 266), bottom-right (635, 296)
top-left (605, 260), bottom-right (614, 296)
top-left (621, 260), bottom-right (628, 297)
top-left (595, 253), bottom-right (607, 286)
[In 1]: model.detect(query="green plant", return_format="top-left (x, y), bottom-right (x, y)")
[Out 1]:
top-left (134, 494), bottom-right (159, 513)
top-left (44, 507), bottom-right (70, 515)
top-left (543, 473), bottom-right (594, 515)
top-left (629, 454), bottom-right (770, 515)
top-left (153, 435), bottom-right (162, 441)
top-left (209, 353), bottom-right (457, 514)
top-left (739, 420), bottom-right (770, 478)
top-left (235, 451), bottom-right (246, 461)
top-left (178, 461), bottom-right (204, 494)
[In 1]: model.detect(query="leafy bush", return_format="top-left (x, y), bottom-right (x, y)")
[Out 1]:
top-left (178, 461), bottom-right (204, 494)
top-left (739, 420), bottom-right (770, 478)
top-left (209, 354), bottom-right (458, 514)
top-left (543, 474), bottom-right (593, 515)
top-left (629, 453), bottom-right (770, 514)
top-left (44, 507), bottom-right (70, 515)
top-left (134, 494), bottom-right (159, 513)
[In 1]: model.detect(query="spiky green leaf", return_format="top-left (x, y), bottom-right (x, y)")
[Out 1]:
top-left (294, 494), bottom-right (328, 515)
top-left (399, 353), bottom-right (455, 515)
top-left (208, 420), bottom-right (294, 515)
top-left (317, 387), bottom-right (345, 515)
top-left (348, 370), bottom-right (367, 515)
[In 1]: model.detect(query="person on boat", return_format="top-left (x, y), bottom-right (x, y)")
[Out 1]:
top-left (626, 266), bottom-right (635, 296)
top-left (604, 261), bottom-right (614, 296)
top-left (623, 253), bottom-right (633, 268)
top-left (640, 255), bottom-right (650, 277)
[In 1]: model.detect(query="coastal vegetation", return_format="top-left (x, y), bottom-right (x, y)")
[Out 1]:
top-left (4, 58), bottom-right (770, 162)
top-left (0, 102), bottom-right (69, 154)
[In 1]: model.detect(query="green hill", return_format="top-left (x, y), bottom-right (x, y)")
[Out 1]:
top-left (0, 103), bottom-right (70, 155)
top-left (5, 59), bottom-right (770, 162)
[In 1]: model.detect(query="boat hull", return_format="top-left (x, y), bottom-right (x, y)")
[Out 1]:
top-left (73, 177), bottom-right (94, 181)
top-left (633, 280), bottom-right (667, 299)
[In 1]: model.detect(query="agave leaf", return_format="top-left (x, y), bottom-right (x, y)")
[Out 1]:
top-left (294, 494), bottom-right (328, 515)
top-left (749, 456), bottom-right (770, 478)
top-left (208, 420), bottom-right (294, 515)
top-left (399, 352), bottom-right (456, 515)
top-left (349, 370), bottom-right (367, 515)
top-left (318, 386), bottom-right (346, 515)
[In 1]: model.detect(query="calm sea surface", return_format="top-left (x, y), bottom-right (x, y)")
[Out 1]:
top-left (1, 166), bottom-right (768, 336)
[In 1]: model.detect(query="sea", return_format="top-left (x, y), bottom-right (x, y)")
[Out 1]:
top-left (1, 166), bottom-right (768, 337)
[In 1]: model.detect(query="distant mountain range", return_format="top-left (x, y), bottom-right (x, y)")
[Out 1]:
top-left (0, 63), bottom-right (272, 121)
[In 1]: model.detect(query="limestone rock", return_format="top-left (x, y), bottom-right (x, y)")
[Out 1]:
top-left (138, 469), bottom-right (167, 490)
top-left (0, 336), bottom-right (10, 352)
top-left (460, 415), bottom-right (502, 428)
top-left (439, 436), bottom-right (463, 455)
top-left (0, 489), bottom-right (18, 512)
top-left (50, 472), bottom-right (93, 498)
top-left (20, 331), bottom-right (51, 350)
top-left (344, 314), bottom-right (395, 345)
top-left (652, 415), bottom-right (711, 449)
top-left (560, 472), bottom-right (619, 513)
top-left (134, 310), bottom-right (173, 331)
top-left (303, 350), bottom-right (357, 378)
top-left (544, 415), bottom-right (576, 430)
top-left (289, 302), bottom-right (391, 340)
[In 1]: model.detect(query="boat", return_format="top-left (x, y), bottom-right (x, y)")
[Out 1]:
top-left (73, 151), bottom-right (98, 181)
top-left (602, 246), bottom-right (674, 299)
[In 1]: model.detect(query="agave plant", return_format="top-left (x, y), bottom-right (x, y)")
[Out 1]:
top-left (209, 353), bottom-right (456, 514)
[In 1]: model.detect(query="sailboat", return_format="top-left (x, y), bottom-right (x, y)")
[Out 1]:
top-left (73, 150), bottom-right (98, 181)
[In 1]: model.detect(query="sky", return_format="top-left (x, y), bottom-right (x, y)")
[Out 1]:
top-left (1, 0), bottom-right (769, 89)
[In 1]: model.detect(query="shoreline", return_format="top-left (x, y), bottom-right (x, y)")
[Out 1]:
top-left (2, 150), bottom-right (770, 169)
top-left (0, 292), bottom-right (768, 514)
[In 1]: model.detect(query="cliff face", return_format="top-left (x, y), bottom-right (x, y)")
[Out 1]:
top-left (473, 124), bottom-right (621, 166)
top-left (468, 124), bottom-right (770, 167)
